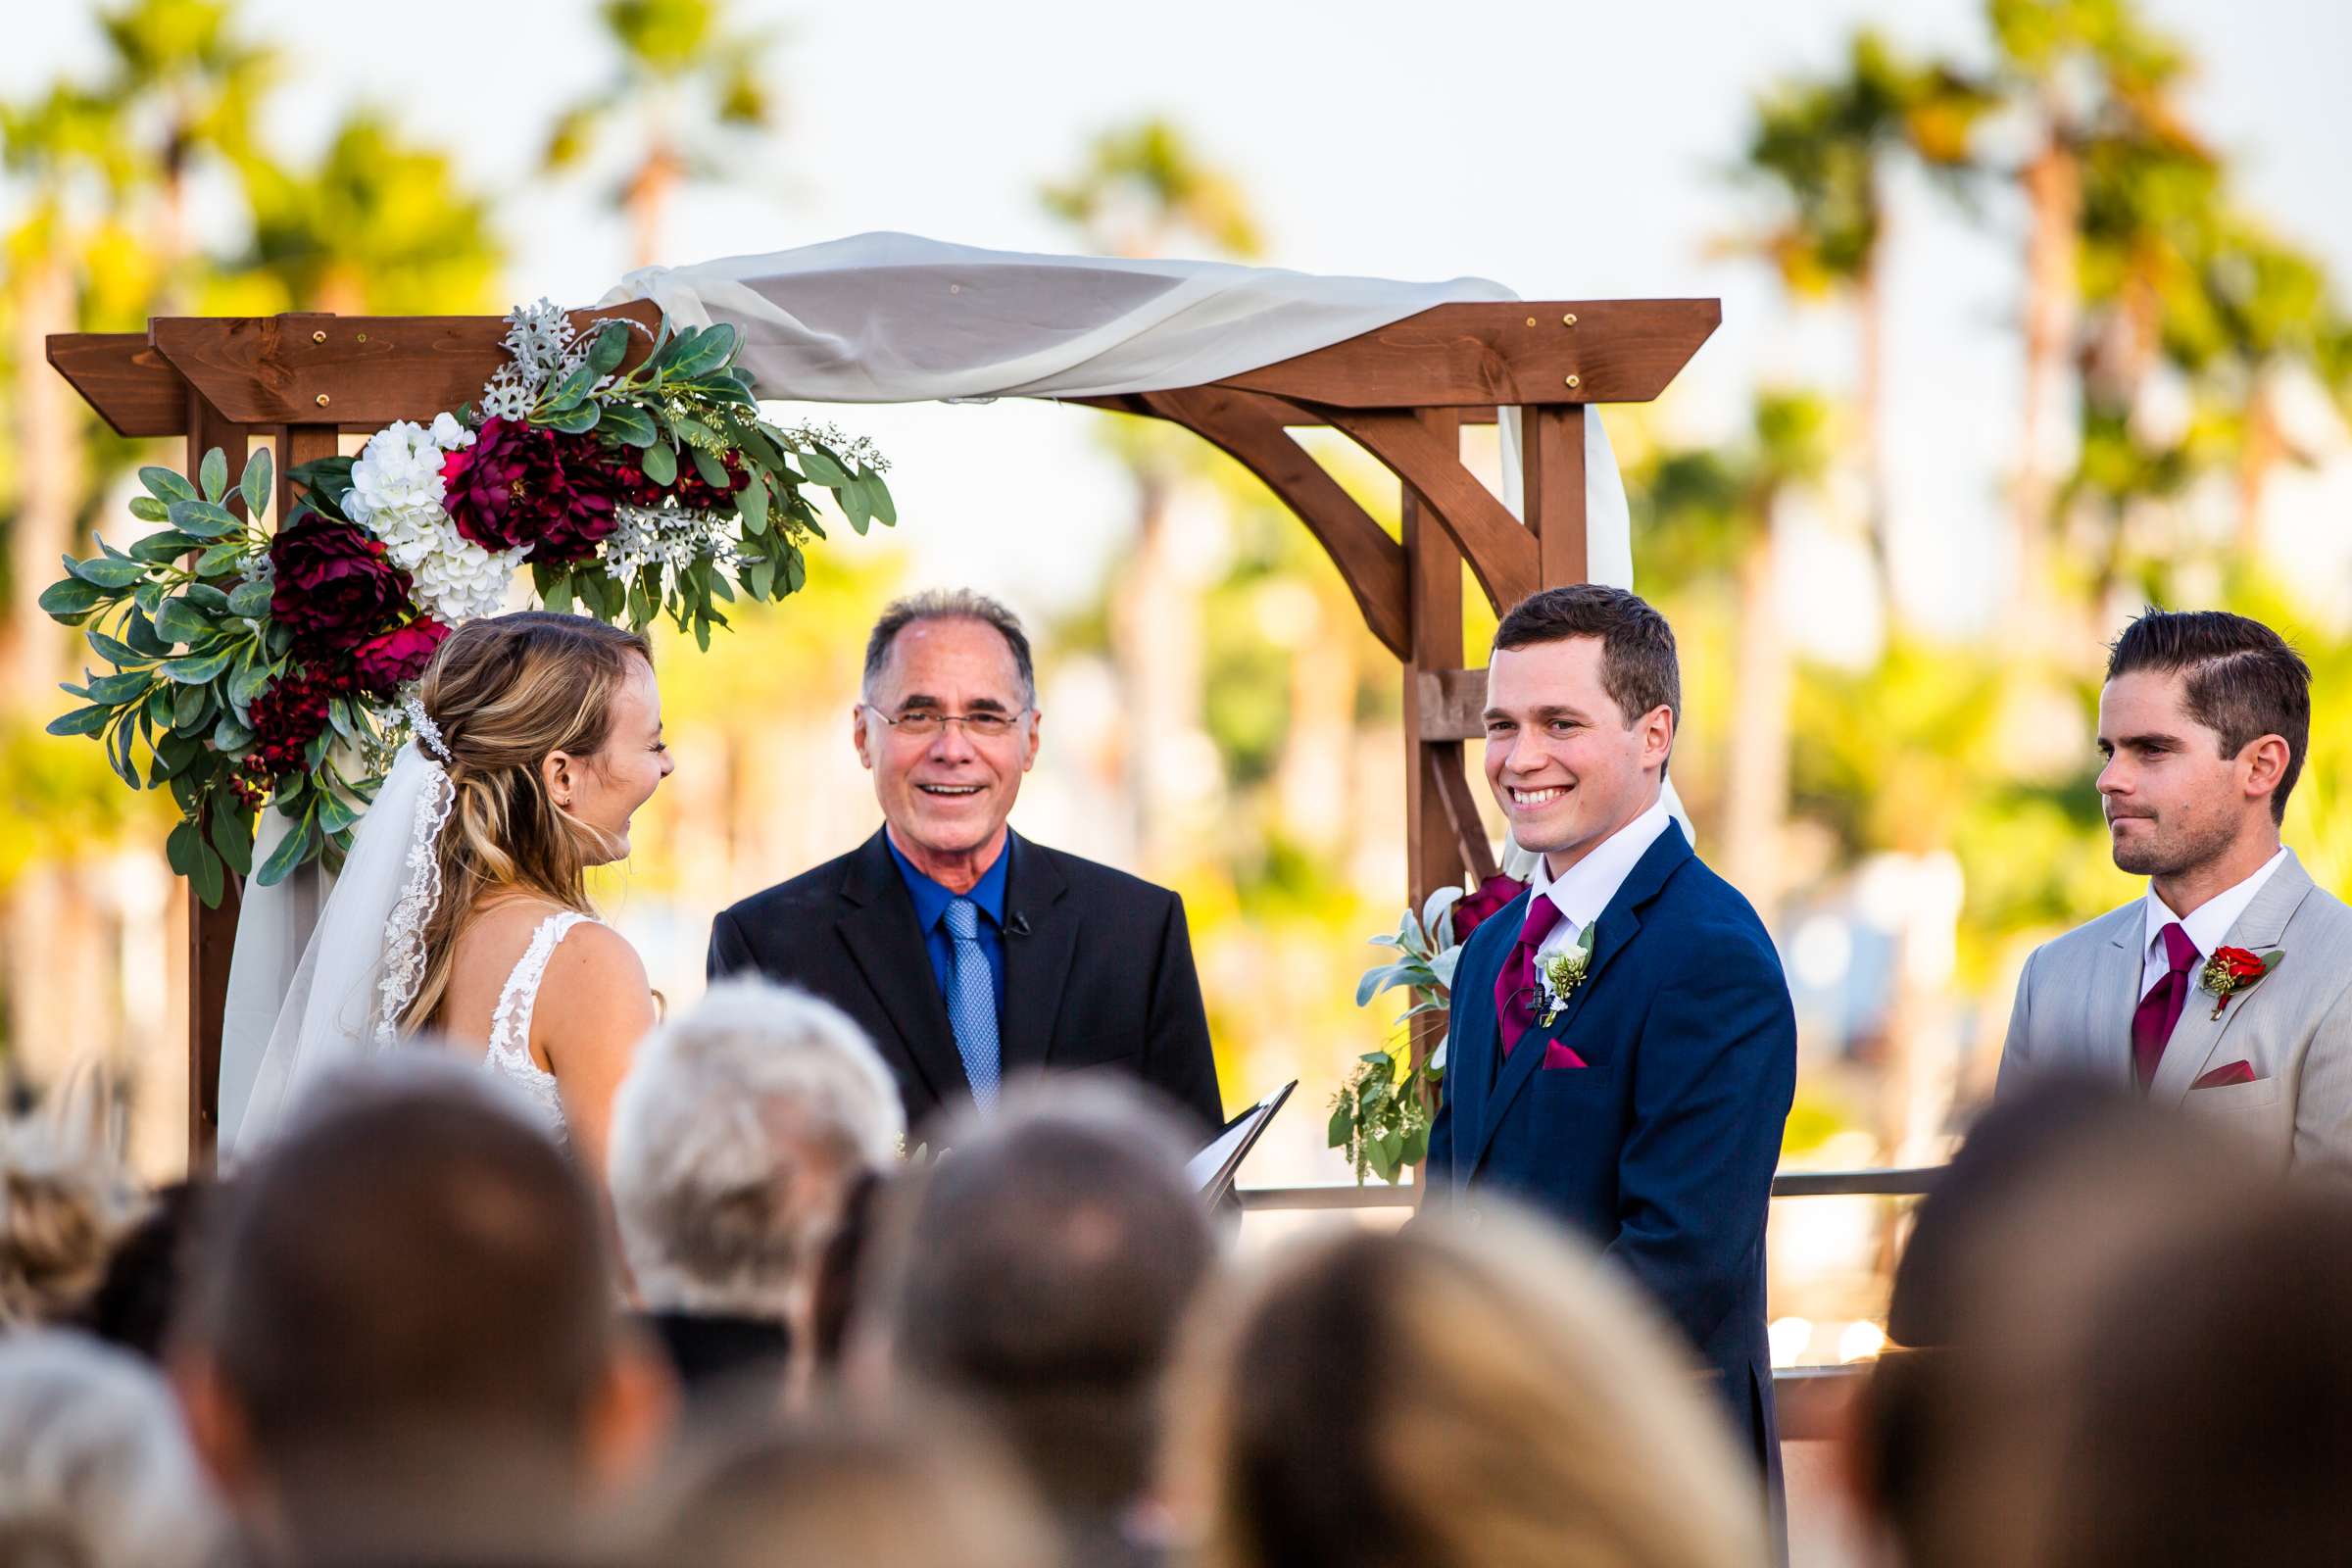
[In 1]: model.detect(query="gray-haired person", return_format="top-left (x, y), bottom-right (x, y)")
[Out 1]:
top-left (709, 589), bottom-right (1224, 1138)
top-left (610, 978), bottom-right (903, 1395)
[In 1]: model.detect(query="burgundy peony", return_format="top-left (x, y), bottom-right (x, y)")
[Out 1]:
top-left (243, 668), bottom-right (331, 786)
top-left (593, 442), bottom-right (749, 512)
top-left (270, 515), bottom-right (411, 658)
top-left (1452, 873), bottom-right (1530, 941)
top-left (349, 616), bottom-right (450, 700)
top-left (440, 417), bottom-right (618, 565)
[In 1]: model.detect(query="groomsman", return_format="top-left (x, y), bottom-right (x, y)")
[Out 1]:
top-left (1425, 585), bottom-right (1796, 1527)
top-left (708, 589), bottom-right (1223, 1138)
top-left (2001, 610), bottom-right (2352, 1174)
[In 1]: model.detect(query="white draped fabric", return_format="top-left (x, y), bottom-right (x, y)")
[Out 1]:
top-left (218, 232), bottom-right (1656, 1146)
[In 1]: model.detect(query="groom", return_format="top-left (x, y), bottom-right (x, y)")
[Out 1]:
top-left (1426, 585), bottom-right (1795, 1514)
top-left (708, 589), bottom-right (1223, 1140)
top-left (2000, 610), bottom-right (2352, 1172)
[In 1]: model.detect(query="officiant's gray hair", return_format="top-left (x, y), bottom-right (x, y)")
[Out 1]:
top-left (862, 589), bottom-right (1037, 709)
top-left (609, 980), bottom-right (904, 1320)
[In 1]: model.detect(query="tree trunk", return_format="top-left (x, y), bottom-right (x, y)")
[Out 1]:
top-left (1723, 511), bottom-right (1791, 916)
top-left (2013, 135), bottom-right (2080, 631)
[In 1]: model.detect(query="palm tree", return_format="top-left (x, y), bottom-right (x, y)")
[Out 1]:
top-left (1732, 31), bottom-right (1992, 611)
top-left (541, 0), bottom-right (780, 269)
top-left (1040, 117), bottom-right (1263, 261)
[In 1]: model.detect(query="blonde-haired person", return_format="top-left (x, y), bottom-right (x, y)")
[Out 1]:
top-left (1167, 1203), bottom-right (1766, 1568)
top-left (0, 1114), bottom-right (141, 1327)
top-left (235, 611), bottom-right (674, 1172)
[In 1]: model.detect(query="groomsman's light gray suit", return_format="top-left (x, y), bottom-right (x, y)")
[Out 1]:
top-left (1999, 849), bottom-right (2352, 1176)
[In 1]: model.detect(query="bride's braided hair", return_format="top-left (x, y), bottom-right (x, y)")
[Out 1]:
top-left (400, 612), bottom-right (653, 1032)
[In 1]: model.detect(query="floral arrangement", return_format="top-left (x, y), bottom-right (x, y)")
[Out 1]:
top-left (39, 301), bottom-right (893, 905)
top-left (1333, 872), bottom-right (1524, 1183)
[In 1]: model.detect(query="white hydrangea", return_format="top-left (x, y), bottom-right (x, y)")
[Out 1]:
top-left (345, 420), bottom-right (450, 526)
top-left (347, 411), bottom-right (518, 625)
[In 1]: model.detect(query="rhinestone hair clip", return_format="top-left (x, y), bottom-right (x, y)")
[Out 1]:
top-left (402, 693), bottom-right (454, 764)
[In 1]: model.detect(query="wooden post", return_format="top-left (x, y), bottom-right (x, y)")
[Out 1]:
top-left (1402, 411), bottom-right (1467, 1084)
top-left (1521, 406), bottom-right (1589, 587)
top-left (184, 392), bottom-right (248, 1170)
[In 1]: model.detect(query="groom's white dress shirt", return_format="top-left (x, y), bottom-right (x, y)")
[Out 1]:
top-left (1527, 797), bottom-right (1677, 964)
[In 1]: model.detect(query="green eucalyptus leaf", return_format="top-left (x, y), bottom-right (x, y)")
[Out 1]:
top-left (167, 499), bottom-right (241, 540)
top-left (737, 474), bottom-right (769, 534)
top-left (543, 402), bottom-right (601, 434)
top-left (127, 495), bottom-right (171, 523)
top-left (199, 448), bottom-right (228, 505)
top-left (85, 629), bottom-right (146, 666)
top-left (687, 442), bottom-right (728, 489)
top-left (193, 543), bottom-right (246, 578)
top-left (154, 597), bottom-right (217, 646)
top-left (162, 649), bottom-right (234, 684)
top-left (780, 545), bottom-right (807, 597)
top-left (860, 468), bottom-right (897, 527)
top-left (597, 402), bottom-right (657, 447)
top-left (38, 578), bottom-right (105, 620)
top-left (68, 555), bottom-right (145, 590)
top-left (124, 609), bottom-right (169, 657)
top-left (796, 445), bottom-right (851, 487)
top-left (545, 363), bottom-right (596, 410)
top-left (586, 322), bottom-right (630, 375)
top-left (139, 466), bottom-right (200, 505)
top-left (190, 842), bottom-right (225, 908)
top-left (182, 582), bottom-right (232, 613)
top-left (84, 670), bottom-right (151, 705)
top-left (240, 447), bottom-right (273, 520)
top-left (173, 682), bottom-right (213, 734)
top-left (45, 705), bottom-right (114, 738)
top-left (664, 323), bottom-right (737, 380)
top-left (145, 685), bottom-right (173, 727)
top-left (639, 442), bottom-right (677, 486)
top-left (227, 650), bottom-right (271, 709)
top-left (838, 472), bottom-right (873, 533)
top-left (227, 578), bottom-right (273, 618)
top-left (210, 792), bottom-right (255, 877)
top-left (167, 819), bottom-right (199, 875)
top-left (129, 530), bottom-right (199, 564)
top-left (212, 712), bottom-right (253, 752)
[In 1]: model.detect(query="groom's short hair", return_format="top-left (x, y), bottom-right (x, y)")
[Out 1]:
top-left (863, 589), bottom-right (1036, 709)
top-left (1494, 584), bottom-right (1681, 732)
top-left (2107, 609), bottom-right (2311, 823)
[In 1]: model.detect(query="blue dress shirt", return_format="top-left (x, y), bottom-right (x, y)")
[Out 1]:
top-left (885, 830), bottom-right (1009, 1024)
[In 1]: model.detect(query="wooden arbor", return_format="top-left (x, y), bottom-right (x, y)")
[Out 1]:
top-left (48, 295), bottom-right (1717, 1163)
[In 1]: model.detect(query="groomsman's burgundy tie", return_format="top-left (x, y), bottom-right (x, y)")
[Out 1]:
top-left (1495, 896), bottom-right (1566, 1055)
top-left (2131, 922), bottom-right (2201, 1091)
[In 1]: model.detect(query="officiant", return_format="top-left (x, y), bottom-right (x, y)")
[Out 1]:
top-left (709, 589), bottom-right (1225, 1138)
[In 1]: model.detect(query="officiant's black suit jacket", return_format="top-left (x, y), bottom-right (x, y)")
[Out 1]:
top-left (708, 828), bottom-right (1223, 1138)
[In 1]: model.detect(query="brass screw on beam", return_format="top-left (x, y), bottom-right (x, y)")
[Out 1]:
top-left (311, 329), bottom-right (326, 344)
top-left (315, 394), bottom-right (330, 407)
top-left (356, 333), bottom-right (367, 343)
top-left (1526, 316), bottom-right (1538, 327)
top-left (1562, 313), bottom-right (1578, 327)
top-left (1563, 374), bottom-right (1582, 390)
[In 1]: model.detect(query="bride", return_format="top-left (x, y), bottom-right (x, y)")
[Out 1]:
top-left (232, 612), bottom-right (673, 1172)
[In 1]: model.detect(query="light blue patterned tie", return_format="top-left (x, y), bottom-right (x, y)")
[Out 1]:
top-left (942, 897), bottom-right (1001, 1109)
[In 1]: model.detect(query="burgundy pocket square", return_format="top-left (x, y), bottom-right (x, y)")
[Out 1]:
top-left (2192, 1060), bottom-right (2258, 1090)
top-left (1540, 1040), bottom-right (1589, 1070)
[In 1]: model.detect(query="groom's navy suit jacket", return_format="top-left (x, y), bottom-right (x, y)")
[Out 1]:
top-left (709, 828), bottom-right (1224, 1139)
top-left (1426, 826), bottom-right (1795, 1500)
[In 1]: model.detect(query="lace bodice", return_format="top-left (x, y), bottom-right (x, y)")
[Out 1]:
top-left (482, 911), bottom-right (591, 1143)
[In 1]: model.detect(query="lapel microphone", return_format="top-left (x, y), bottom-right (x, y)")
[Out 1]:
top-left (1006, 911), bottom-right (1032, 938)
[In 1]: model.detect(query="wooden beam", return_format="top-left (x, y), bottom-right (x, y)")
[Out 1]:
top-left (1220, 299), bottom-right (1719, 409)
top-left (1432, 750), bottom-right (1499, 884)
top-left (1321, 406), bottom-right (1537, 613)
top-left (148, 301), bottom-right (664, 428)
top-left (1416, 666), bottom-right (1490, 742)
top-left (47, 333), bottom-right (186, 437)
top-left (1133, 386), bottom-right (1408, 660)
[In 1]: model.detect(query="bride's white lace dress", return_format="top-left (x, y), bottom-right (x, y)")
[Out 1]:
top-left (478, 909), bottom-right (591, 1144)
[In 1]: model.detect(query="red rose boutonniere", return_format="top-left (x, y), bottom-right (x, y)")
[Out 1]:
top-left (2200, 946), bottom-right (2282, 1020)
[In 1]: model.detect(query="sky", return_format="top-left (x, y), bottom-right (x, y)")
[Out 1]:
top-left (13, 0), bottom-right (2352, 643)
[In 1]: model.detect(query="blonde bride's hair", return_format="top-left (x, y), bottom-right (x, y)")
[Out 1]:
top-left (400, 612), bottom-right (654, 1032)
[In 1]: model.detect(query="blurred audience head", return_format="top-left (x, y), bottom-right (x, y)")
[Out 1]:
top-left (74, 1179), bottom-right (210, 1364)
top-left (172, 1058), bottom-right (670, 1562)
top-left (1168, 1203), bottom-right (1763, 1568)
top-left (651, 1409), bottom-right (1056, 1568)
top-left (611, 979), bottom-right (902, 1326)
top-left (870, 1076), bottom-right (1213, 1550)
top-left (0, 1328), bottom-right (225, 1568)
top-left (809, 1166), bottom-right (887, 1374)
top-left (2036, 1187), bottom-right (2352, 1568)
top-left (1854, 1078), bottom-right (2267, 1568)
top-left (0, 1110), bottom-right (142, 1328)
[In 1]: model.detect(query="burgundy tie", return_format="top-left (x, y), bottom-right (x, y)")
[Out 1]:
top-left (2131, 922), bottom-right (2201, 1091)
top-left (1495, 896), bottom-right (1567, 1056)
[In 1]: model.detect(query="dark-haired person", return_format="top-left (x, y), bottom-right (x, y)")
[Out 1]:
top-left (1999, 609), bottom-right (2352, 1172)
top-left (709, 589), bottom-right (1222, 1138)
top-left (1424, 585), bottom-right (1796, 1542)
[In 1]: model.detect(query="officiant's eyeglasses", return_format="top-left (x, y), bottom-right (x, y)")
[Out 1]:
top-left (861, 703), bottom-right (1031, 740)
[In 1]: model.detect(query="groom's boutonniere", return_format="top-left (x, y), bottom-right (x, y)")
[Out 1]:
top-left (2200, 946), bottom-right (2282, 1020)
top-left (1537, 926), bottom-right (1598, 1028)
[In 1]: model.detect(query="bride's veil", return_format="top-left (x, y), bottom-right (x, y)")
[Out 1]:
top-left (223, 737), bottom-right (456, 1153)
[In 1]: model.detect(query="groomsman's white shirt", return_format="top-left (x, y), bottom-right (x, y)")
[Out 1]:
top-left (2138, 846), bottom-right (2288, 1001)
top-left (1528, 796), bottom-right (1676, 964)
